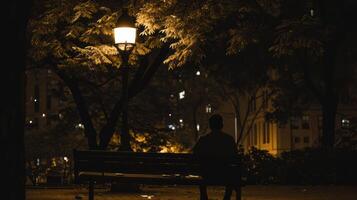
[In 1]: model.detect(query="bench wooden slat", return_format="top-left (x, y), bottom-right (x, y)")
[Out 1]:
top-left (73, 149), bottom-right (243, 200)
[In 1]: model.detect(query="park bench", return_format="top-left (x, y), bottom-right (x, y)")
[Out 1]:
top-left (73, 150), bottom-right (244, 200)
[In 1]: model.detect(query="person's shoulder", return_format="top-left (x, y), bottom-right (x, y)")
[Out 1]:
top-left (198, 133), bottom-right (210, 141)
top-left (221, 131), bottom-right (235, 140)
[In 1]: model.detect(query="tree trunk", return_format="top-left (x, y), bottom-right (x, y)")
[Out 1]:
top-left (192, 107), bottom-right (199, 142)
top-left (321, 98), bottom-right (338, 149)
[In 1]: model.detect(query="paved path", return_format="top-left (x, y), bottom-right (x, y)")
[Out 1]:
top-left (27, 185), bottom-right (357, 200)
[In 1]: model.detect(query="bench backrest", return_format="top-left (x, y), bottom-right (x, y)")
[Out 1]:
top-left (73, 150), bottom-right (242, 182)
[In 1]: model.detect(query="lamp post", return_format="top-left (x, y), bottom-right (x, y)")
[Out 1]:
top-left (113, 9), bottom-right (136, 151)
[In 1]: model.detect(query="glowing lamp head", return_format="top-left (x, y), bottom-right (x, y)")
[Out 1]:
top-left (113, 9), bottom-right (137, 51)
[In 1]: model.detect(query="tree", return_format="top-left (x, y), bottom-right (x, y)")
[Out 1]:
top-left (29, 0), bottom-right (282, 151)
top-left (269, 0), bottom-right (357, 149)
top-left (29, 0), bottom-right (170, 150)
top-left (136, 0), bottom-right (281, 145)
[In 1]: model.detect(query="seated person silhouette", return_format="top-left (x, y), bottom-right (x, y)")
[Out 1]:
top-left (193, 114), bottom-right (239, 200)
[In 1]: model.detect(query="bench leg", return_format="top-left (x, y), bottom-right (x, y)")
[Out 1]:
top-left (88, 180), bottom-right (94, 200)
top-left (235, 186), bottom-right (241, 200)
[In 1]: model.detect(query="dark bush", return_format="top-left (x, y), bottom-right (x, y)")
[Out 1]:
top-left (242, 147), bottom-right (282, 184)
top-left (241, 147), bottom-right (357, 185)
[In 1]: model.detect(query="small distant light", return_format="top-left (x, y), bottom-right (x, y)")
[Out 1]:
top-left (42, 113), bottom-right (46, 117)
top-left (168, 124), bottom-right (175, 130)
top-left (196, 70), bottom-right (201, 76)
top-left (34, 99), bottom-right (38, 102)
top-left (29, 120), bottom-right (33, 124)
top-left (64, 157), bottom-right (68, 162)
top-left (179, 119), bottom-right (183, 123)
top-left (179, 91), bottom-right (185, 99)
top-left (310, 9), bottom-right (314, 17)
top-left (196, 124), bottom-right (200, 131)
top-left (77, 123), bottom-right (84, 129)
top-left (59, 113), bottom-right (63, 119)
top-left (169, 113), bottom-right (172, 117)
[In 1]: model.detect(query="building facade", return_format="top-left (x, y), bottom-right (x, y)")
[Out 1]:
top-left (218, 88), bottom-right (357, 156)
top-left (25, 69), bottom-right (61, 130)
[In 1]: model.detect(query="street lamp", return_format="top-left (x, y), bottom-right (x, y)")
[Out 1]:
top-left (113, 9), bottom-right (136, 151)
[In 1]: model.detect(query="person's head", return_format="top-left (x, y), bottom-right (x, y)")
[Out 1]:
top-left (209, 114), bottom-right (223, 131)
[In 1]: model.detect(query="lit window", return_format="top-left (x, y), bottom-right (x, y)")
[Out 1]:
top-left (342, 119), bottom-right (350, 128)
top-left (179, 91), bottom-right (185, 99)
top-left (206, 104), bottom-right (212, 113)
top-left (179, 119), bottom-right (184, 127)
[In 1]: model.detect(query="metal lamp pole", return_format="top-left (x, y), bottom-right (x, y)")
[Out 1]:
top-left (113, 9), bottom-right (136, 151)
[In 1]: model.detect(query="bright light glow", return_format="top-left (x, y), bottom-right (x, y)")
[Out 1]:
top-left (196, 70), bottom-right (201, 76)
top-left (196, 124), bottom-right (200, 131)
top-left (34, 99), bottom-right (38, 102)
top-left (179, 91), bottom-right (185, 99)
top-left (42, 113), bottom-right (46, 117)
top-left (114, 27), bottom-right (136, 45)
top-left (29, 120), bottom-right (33, 124)
top-left (179, 119), bottom-right (183, 123)
top-left (169, 113), bottom-right (172, 117)
top-left (64, 157), bottom-right (68, 162)
top-left (140, 195), bottom-right (154, 199)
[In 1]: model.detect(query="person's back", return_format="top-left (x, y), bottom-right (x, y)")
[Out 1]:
top-left (192, 114), bottom-right (239, 200)
top-left (193, 131), bottom-right (237, 158)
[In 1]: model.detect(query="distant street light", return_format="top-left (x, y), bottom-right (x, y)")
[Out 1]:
top-left (113, 9), bottom-right (136, 151)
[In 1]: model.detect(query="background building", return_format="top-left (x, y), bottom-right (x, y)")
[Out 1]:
top-left (219, 87), bottom-right (357, 155)
top-left (25, 69), bottom-right (61, 130)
